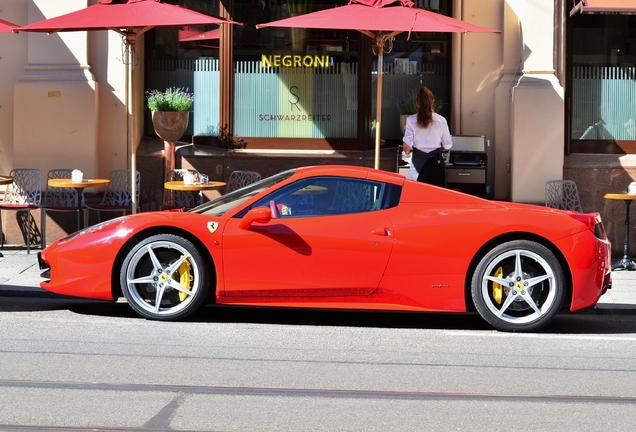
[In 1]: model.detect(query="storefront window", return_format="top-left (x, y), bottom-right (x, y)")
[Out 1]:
top-left (232, 0), bottom-right (361, 138)
top-left (233, 0), bottom-right (451, 140)
top-left (145, 0), bottom-right (452, 142)
top-left (570, 14), bottom-right (636, 147)
top-left (145, 0), bottom-right (222, 138)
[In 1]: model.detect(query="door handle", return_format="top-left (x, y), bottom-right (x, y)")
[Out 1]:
top-left (372, 228), bottom-right (391, 236)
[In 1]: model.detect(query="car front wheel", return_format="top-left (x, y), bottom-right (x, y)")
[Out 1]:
top-left (120, 234), bottom-right (209, 320)
top-left (471, 240), bottom-right (565, 332)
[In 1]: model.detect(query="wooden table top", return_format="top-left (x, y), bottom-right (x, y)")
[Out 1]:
top-left (164, 180), bottom-right (226, 192)
top-left (48, 178), bottom-right (111, 188)
top-left (0, 176), bottom-right (13, 186)
top-left (598, 188), bottom-right (636, 200)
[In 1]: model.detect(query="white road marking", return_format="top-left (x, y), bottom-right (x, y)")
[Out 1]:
top-left (445, 331), bottom-right (636, 342)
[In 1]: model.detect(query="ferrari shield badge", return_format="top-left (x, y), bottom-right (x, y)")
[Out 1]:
top-left (207, 221), bottom-right (219, 233)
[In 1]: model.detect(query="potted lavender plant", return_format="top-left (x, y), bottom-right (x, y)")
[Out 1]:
top-left (146, 87), bottom-right (194, 172)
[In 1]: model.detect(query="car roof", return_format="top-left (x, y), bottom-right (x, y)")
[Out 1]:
top-left (296, 165), bottom-right (406, 185)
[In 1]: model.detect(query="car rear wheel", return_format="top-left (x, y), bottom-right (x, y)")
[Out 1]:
top-left (471, 240), bottom-right (565, 332)
top-left (120, 234), bottom-right (209, 320)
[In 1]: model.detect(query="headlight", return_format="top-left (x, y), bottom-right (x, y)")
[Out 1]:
top-left (57, 217), bottom-right (126, 245)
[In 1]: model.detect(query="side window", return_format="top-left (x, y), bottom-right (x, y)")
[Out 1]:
top-left (246, 176), bottom-right (398, 218)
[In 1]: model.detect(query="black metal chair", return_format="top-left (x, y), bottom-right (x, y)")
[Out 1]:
top-left (0, 168), bottom-right (42, 253)
top-left (41, 169), bottom-right (88, 248)
top-left (545, 180), bottom-right (583, 213)
top-left (86, 169), bottom-right (140, 222)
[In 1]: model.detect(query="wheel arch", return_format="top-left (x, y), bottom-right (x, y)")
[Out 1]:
top-left (110, 226), bottom-right (217, 301)
top-left (463, 232), bottom-right (573, 312)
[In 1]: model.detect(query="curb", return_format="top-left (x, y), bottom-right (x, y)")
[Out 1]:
top-left (593, 304), bottom-right (636, 315)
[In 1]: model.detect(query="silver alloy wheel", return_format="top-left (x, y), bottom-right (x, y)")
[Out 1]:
top-left (480, 249), bottom-right (556, 325)
top-left (121, 235), bottom-right (208, 320)
top-left (471, 240), bottom-right (565, 332)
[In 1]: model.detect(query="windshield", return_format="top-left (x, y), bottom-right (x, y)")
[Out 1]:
top-left (191, 168), bottom-right (296, 217)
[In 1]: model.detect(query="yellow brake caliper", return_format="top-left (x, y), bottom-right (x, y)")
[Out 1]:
top-left (492, 266), bottom-right (503, 304)
top-left (178, 256), bottom-right (193, 302)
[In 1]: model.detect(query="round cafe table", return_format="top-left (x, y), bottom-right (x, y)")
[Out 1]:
top-left (598, 188), bottom-right (636, 271)
top-left (48, 178), bottom-right (111, 231)
top-left (164, 180), bottom-right (226, 205)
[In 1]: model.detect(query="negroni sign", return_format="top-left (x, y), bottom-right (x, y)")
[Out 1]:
top-left (261, 54), bottom-right (332, 68)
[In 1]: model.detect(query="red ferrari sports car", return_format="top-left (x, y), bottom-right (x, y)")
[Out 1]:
top-left (38, 165), bottom-right (611, 331)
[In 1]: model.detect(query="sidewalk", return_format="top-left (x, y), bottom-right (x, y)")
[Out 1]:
top-left (0, 249), bottom-right (635, 313)
top-left (0, 249), bottom-right (43, 290)
top-left (596, 266), bottom-right (636, 314)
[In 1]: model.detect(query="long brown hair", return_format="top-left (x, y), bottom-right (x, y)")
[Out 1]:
top-left (415, 86), bottom-right (435, 129)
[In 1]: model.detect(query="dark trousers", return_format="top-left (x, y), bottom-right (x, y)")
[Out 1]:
top-left (413, 147), bottom-right (447, 187)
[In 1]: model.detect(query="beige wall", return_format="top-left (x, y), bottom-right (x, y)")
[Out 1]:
top-left (453, 0), bottom-right (502, 141)
top-left (0, 4), bottom-right (27, 176)
top-left (88, 29), bottom-right (132, 177)
top-left (3, 0), bottom-right (129, 182)
top-left (453, 0), bottom-right (504, 198)
top-left (14, 65), bottom-right (98, 176)
top-left (14, 0), bottom-right (98, 180)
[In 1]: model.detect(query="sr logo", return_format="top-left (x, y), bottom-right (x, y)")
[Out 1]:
top-left (289, 86), bottom-right (301, 112)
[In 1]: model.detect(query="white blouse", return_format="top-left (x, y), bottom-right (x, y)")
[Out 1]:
top-left (402, 113), bottom-right (453, 153)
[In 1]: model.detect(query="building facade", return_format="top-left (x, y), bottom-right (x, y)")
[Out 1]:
top-left (1, 0), bottom-right (636, 252)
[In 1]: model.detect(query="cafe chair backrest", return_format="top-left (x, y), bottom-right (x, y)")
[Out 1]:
top-left (41, 169), bottom-right (89, 249)
top-left (86, 170), bottom-right (140, 223)
top-left (0, 168), bottom-right (42, 253)
top-left (3, 168), bottom-right (42, 206)
top-left (545, 180), bottom-right (583, 213)
top-left (226, 170), bottom-right (261, 193)
top-left (101, 169), bottom-right (140, 207)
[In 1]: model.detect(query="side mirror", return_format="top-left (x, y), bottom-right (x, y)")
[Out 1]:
top-left (238, 206), bottom-right (272, 230)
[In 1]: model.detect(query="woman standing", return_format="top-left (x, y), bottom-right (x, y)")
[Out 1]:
top-left (402, 86), bottom-right (452, 187)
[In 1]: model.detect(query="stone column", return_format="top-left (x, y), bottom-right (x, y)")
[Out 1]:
top-left (495, 0), bottom-right (564, 203)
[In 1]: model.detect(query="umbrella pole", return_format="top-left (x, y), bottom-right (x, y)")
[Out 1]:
top-left (374, 46), bottom-right (384, 170)
top-left (126, 28), bottom-right (153, 214)
top-left (127, 36), bottom-right (138, 214)
top-left (131, 55), bottom-right (137, 214)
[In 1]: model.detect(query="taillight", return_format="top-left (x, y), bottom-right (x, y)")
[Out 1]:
top-left (568, 212), bottom-right (606, 240)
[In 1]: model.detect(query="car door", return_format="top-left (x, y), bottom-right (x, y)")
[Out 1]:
top-left (221, 176), bottom-right (397, 297)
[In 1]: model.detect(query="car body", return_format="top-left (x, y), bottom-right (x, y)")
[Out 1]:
top-left (38, 165), bottom-right (612, 331)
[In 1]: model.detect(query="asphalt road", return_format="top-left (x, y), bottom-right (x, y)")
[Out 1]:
top-left (1, 285), bottom-right (636, 431)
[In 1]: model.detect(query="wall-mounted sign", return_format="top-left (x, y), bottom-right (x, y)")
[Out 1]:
top-left (48, 91), bottom-right (61, 98)
top-left (261, 55), bottom-right (332, 68)
top-left (258, 85), bottom-right (332, 123)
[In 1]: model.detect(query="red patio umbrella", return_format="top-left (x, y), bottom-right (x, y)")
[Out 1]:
top-left (257, 0), bottom-right (500, 169)
top-left (179, 27), bottom-right (220, 49)
top-left (0, 18), bottom-right (19, 33)
top-left (179, 27), bottom-right (221, 42)
top-left (16, 0), bottom-right (240, 213)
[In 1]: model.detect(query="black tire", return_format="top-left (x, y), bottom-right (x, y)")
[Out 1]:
top-left (120, 234), bottom-right (209, 320)
top-left (471, 240), bottom-right (565, 332)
